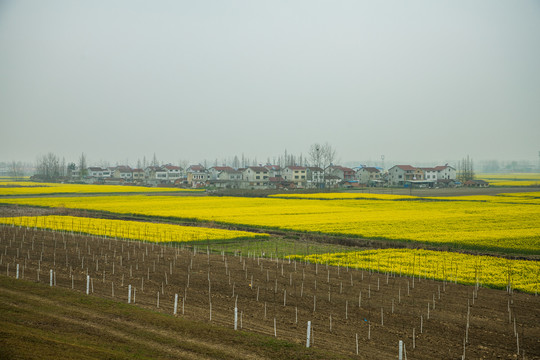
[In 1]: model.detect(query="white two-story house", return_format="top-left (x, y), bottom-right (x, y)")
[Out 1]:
top-left (162, 165), bottom-right (183, 182)
top-left (306, 166), bottom-right (324, 188)
top-left (356, 167), bottom-right (382, 185)
top-left (88, 167), bottom-right (111, 179)
top-left (242, 166), bottom-right (269, 188)
top-left (388, 165), bottom-right (424, 186)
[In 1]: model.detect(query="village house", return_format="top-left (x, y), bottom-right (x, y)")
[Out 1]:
top-left (144, 166), bottom-right (158, 180)
top-left (207, 166), bottom-right (243, 188)
top-left (144, 166), bottom-right (167, 184)
top-left (264, 164), bottom-right (281, 178)
top-left (242, 166), bottom-right (269, 188)
top-left (388, 164), bottom-right (456, 187)
top-left (434, 165), bottom-right (456, 180)
top-left (419, 167), bottom-right (438, 183)
top-left (356, 167), bottom-right (382, 185)
top-left (87, 167), bottom-right (111, 179)
top-left (282, 166), bottom-right (307, 188)
top-left (464, 179), bottom-right (489, 187)
top-left (186, 165), bottom-right (209, 188)
top-left (208, 166), bottom-right (235, 180)
top-left (187, 171), bottom-right (209, 187)
top-left (162, 164), bottom-right (183, 182)
top-left (388, 165), bottom-right (424, 186)
top-left (112, 166), bottom-right (133, 181)
top-left (328, 165), bottom-right (356, 181)
top-left (70, 168), bottom-right (81, 178)
top-left (324, 175), bottom-right (341, 188)
top-left (268, 175), bottom-right (291, 189)
top-left (436, 178), bottom-right (457, 188)
top-left (306, 166), bottom-right (324, 188)
top-left (186, 164), bottom-right (205, 173)
top-left (155, 167), bottom-right (168, 181)
top-left (131, 168), bottom-right (145, 182)
top-left (219, 169), bottom-right (243, 182)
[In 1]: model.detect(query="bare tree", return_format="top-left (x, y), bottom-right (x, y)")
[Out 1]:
top-left (36, 153), bottom-right (61, 181)
top-left (457, 155), bottom-right (474, 182)
top-left (232, 155), bottom-right (240, 169)
top-left (60, 157), bottom-right (66, 177)
top-left (151, 153), bottom-right (159, 167)
top-left (9, 161), bottom-right (24, 179)
top-left (67, 162), bottom-right (77, 178)
top-left (178, 159), bottom-right (189, 171)
top-left (79, 153), bottom-right (88, 178)
top-left (308, 144), bottom-right (324, 168)
top-left (308, 142), bottom-right (338, 188)
top-left (309, 142), bottom-right (337, 170)
top-left (322, 143), bottom-right (337, 169)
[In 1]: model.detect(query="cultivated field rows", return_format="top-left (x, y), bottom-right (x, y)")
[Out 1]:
top-left (1, 225), bottom-right (539, 359)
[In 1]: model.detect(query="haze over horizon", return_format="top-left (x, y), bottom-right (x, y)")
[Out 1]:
top-left (1, 1), bottom-right (539, 166)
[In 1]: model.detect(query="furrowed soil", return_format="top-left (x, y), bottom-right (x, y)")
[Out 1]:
top-left (0, 226), bottom-right (539, 359)
top-left (0, 277), bottom-right (341, 360)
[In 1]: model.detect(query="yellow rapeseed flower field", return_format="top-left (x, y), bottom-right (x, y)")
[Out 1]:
top-left (477, 173), bottom-right (540, 187)
top-left (478, 173), bottom-right (540, 180)
top-left (2, 194), bottom-right (539, 253)
top-left (269, 193), bottom-right (418, 200)
top-left (0, 216), bottom-right (268, 243)
top-left (0, 181), bottom-right (201, 195)
top-left (496, 191), bottom-right (540, 198)
top-left (272, 191), bottom-right (540, 204)
top-left (291, 249), bottom-right (540, 293)
top-left (488, 180), bottom-right (540, 187)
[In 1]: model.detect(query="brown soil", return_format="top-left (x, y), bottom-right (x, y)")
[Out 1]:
top-left (0, 278), bottom-right (341, 360)
top-left (1, 226), bottom-right (538, 359)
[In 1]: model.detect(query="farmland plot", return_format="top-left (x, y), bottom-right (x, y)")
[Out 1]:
top-left (1, 225), bottom-right (539, 359)
top-left (2, 194), bottom-right (539, 254)
top-left (0, 215), bottom-right (268, 243)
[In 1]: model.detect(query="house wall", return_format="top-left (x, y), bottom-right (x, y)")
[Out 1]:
top-left (283, 167), bottom-right (307, 186)
top-left (438, 167), bottom-right (456, 180)
top-left (356, 169), bottom-right (381, 183)
top-left (167, 170), bottom-right (182, 180)
top-left (424, 170), bottom-right (437, 181)
top-left (389, 167), bottom-right (405, 185)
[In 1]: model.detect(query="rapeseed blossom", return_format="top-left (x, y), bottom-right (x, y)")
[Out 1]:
top-left (0, 216), bottom-right (268, 243)
top-left (1, 193), bottom-right (539, 253)
top-left (291, 249), bottom-right (540, 293)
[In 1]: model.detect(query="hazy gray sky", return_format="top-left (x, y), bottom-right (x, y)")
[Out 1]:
top-left (1, 1), bottom-right (539, 166)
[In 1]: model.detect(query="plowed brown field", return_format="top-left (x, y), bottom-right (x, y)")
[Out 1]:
top-left (1, 224), bottom-right (539, 359)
